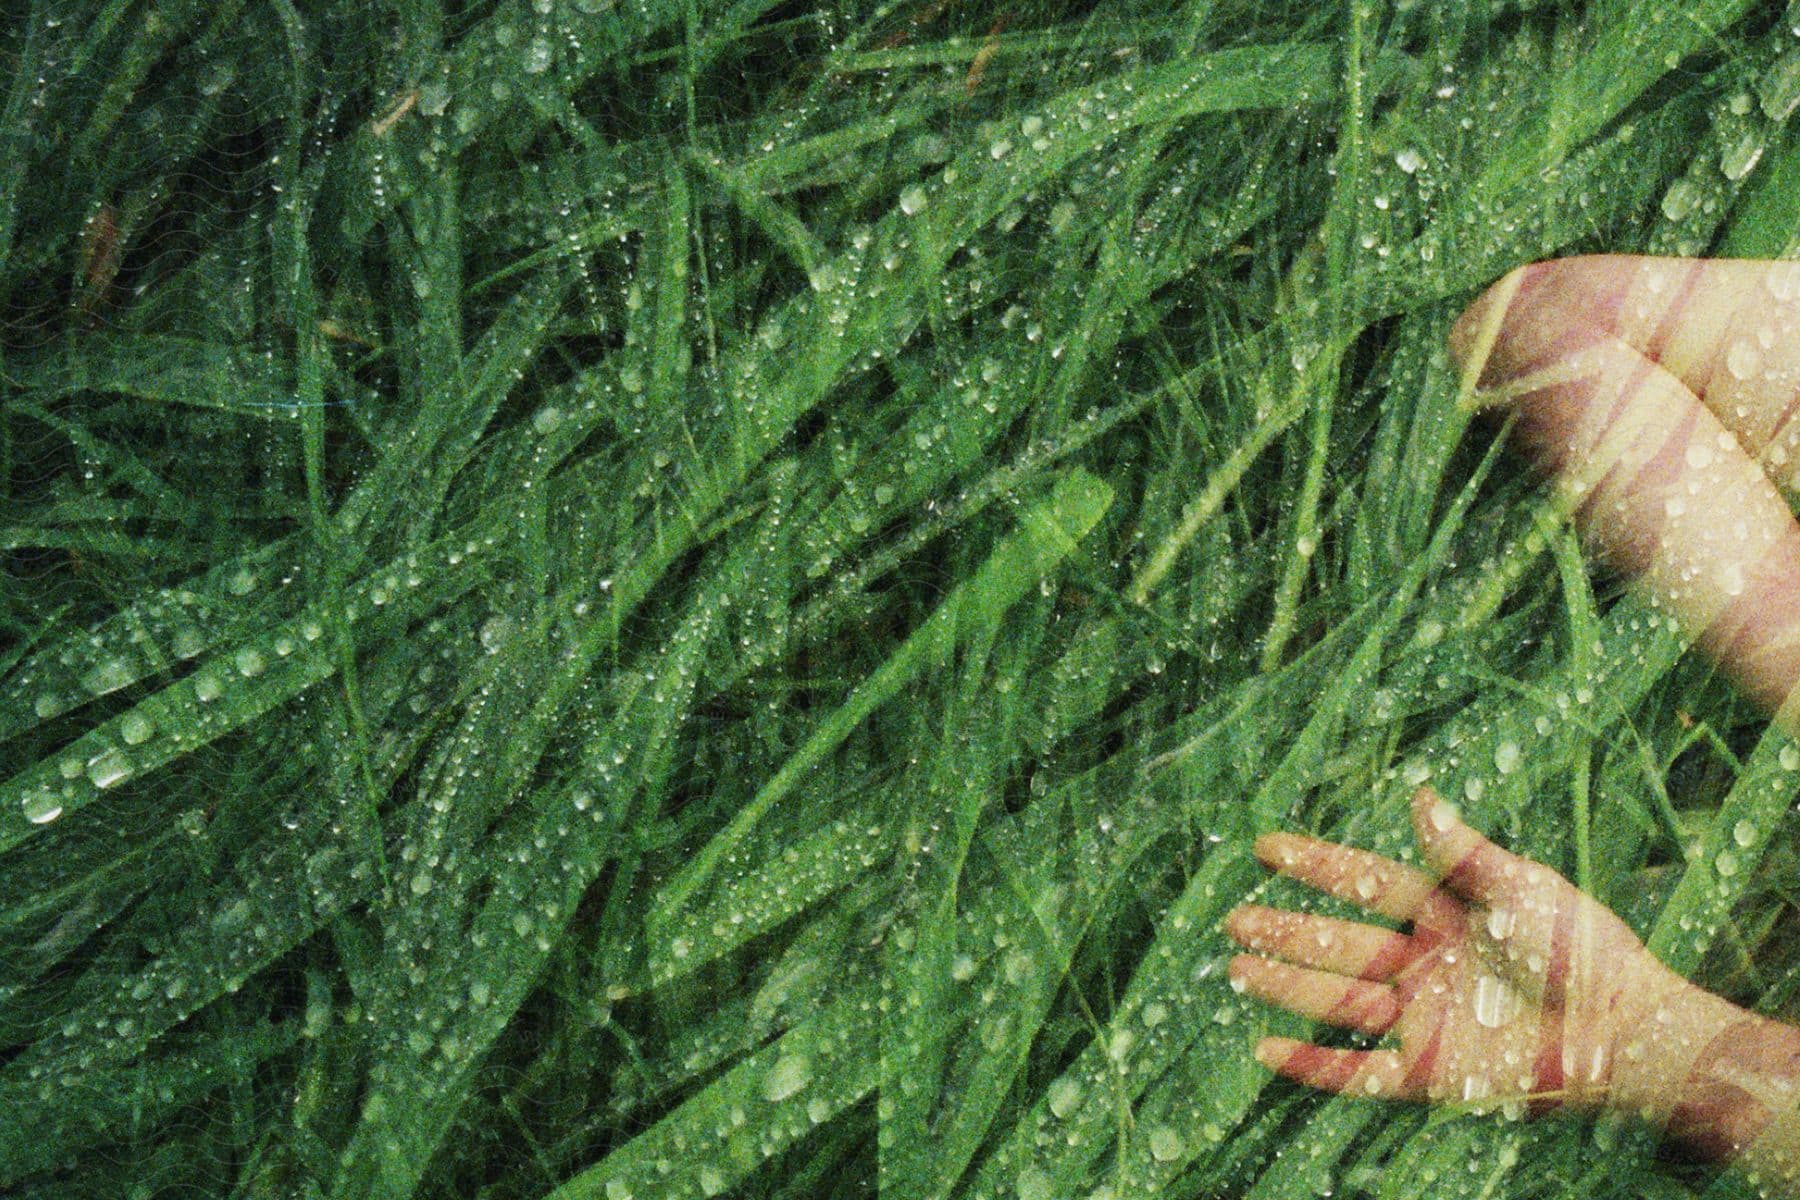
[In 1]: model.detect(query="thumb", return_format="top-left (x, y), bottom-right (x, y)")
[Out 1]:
top-left (1409, 785), bottom-right (1536, 906)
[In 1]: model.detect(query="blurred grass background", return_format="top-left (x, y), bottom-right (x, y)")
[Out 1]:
top-left (4, 1), bottom-right (1800, 1197)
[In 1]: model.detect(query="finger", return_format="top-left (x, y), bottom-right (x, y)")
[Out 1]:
top-left (1252, 831), bottom-right (1457, 929)
top-left (1228, 954), bottom-right (1401, 1036)
top-left (1224, 905), bottom-right (1427, 981)
top-left (1252, 1036), bottom-right (1418, 1100)
top-left (1410, 785), bottom-right (1559, 909)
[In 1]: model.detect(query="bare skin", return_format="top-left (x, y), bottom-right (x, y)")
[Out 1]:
top-left (1226, 786), bottom-right (1800, 1188)
top-left (1226, 256), bottom-right (1800, 1193)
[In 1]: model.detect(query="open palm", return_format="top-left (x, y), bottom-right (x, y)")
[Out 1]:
top-left (1225, 786), bottom-right (1685, 1114)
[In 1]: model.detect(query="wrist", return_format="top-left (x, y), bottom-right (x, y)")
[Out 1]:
top-left (1610, 965), bottom-right (1800, 1170)
top-left (1604, 962), bottom-right (1743, 1128)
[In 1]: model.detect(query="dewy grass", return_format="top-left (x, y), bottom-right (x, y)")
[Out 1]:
top-left (1, 2), bottom-right (1797, 1198)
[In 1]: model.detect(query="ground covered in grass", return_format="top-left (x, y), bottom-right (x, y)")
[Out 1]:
top-left (4, 1), bottom-right (1800, 1197)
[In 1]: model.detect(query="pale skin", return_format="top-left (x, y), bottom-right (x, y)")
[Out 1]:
top-left (1226, 256), bottom-right (1800, 1193)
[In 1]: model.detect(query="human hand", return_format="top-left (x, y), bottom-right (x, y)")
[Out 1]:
top-left (1224, 785), bottom-right (1708, 1119)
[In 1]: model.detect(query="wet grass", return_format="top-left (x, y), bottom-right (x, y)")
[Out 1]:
top-left (2, 1), bottom-right (1798, 1197)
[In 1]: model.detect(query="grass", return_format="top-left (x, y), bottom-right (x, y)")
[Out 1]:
top-left (3, 1), bottom-right (1800, 1197)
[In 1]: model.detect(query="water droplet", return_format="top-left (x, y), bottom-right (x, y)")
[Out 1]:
top-left (1661, 178), bottom-right (1702, 221)
top-left (1395, 147), bottom-right (1425, 174)
top-left (120, 711), bottom-right (154, 745)
top-left (699, 1168), bottom-right (726, 1197)
top-left (1353, 873), bottom-right (1379, 901)
top-left (22, 789), bottom-right (63, 825)
top-left (1721, 133), bottom-right (1764, 181)
top-left (898, 184), bottom-right (926, 216)
top-left (1486, 907), bottom-right (1517, 941)
top-left (1727, 339), bottom-right (1763, 381)
top-left (193, 673), bottom-right (222, 703)
top-left (1782, 743), bottom-right (1800, 771)
top-left (235, 647), bottom-right (266, 677)
top-left (1493, 741), bottom-right (1520, 774)
top-left (1716, 850), bottom-right (1740, 877)
top-left (1472, 973), bottom-right (1521, 1028)
top-left (1429, 802), bottom-right (1459, 832)
top-left (1148, 1125), bottom-right (1183, 1161)
top-left (1765, 262), bottom-right (1800, 302)
top-left (86, 748), bottom-right (132, 789)
top-left (1685, 441), bottom-right (1716, 469)
top-left (1048, 1076), bottom-right (1082, 1118)
top-left (82, 657), bottom-right (133, 696)
top-left (763, 1054), bottom-right (811, 1102)
top-left (1017, 1167), bottom-right (1053, 1200)
top-left (1734, 819), bottom-right (1757, 847)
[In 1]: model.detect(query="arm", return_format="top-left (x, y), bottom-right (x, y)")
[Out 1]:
top-left (1225, 786), bottom-right (1800, 1192)
top-left (1449, 255), bottom-right (1800, 728)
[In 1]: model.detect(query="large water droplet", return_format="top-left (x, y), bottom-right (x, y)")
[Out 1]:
top-left (1486, 907), bottom-right (1517, 941)
top-left (87, 748), bottom-right (132, 789)
top-left (1493, 741), bottom-right (1520, 774)
top-left (82, 657), bottom-right (133, 696)
top-left (763, 1053), bottom-right (811, 1102)
top-left (1472, 974), bottom-right (1521, 1028)
top-left (1661, 178), bottom-right (1702, 221)
top-left (1727, 339), bottom-right (1763, 380)
top-left (22, 789), bottom-right (63, 825)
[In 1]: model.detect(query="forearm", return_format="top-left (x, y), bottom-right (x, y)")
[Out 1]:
top-left (1617, 970), bottom-right (1800, 1190)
